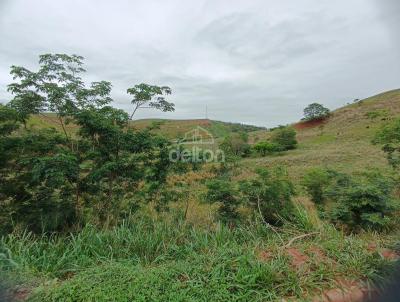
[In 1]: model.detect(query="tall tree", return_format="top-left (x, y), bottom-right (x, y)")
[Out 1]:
top-left (7, 54), bottom-right (113, 144)
top-left (303, 103), bottom-right (330, 121)
top-left (127, 83), bottom-right (174, 119)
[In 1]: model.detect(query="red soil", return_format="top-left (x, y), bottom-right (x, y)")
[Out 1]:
top-left (294, 118), bottom-right (328, 130)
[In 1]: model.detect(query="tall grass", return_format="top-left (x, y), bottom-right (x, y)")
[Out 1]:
top-left (0, 217), bottom-right (397, 301)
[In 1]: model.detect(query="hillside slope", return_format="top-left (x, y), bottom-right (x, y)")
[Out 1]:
top-left (245, 89), bottom-right (400, 180)
top-left (26, 115), bottom-right (265, 140)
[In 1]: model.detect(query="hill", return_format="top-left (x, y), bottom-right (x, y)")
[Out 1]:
top-left (26, 115), bottom-right (265, 140)
top-left (244, 89), bottom-right (400, 180)
top-left (130, 118), bottom-right (265, 139)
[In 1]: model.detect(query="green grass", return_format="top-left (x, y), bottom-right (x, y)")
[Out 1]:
top-left (244, 89), bottom-right (400, 181)
top-left (1, 219), bottom-right (398, 301)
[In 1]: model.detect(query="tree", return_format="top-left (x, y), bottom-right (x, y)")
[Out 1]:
top-left (239, 167), bottom-right (295, 226)
top-left (302, 168), bottom-right (332, 204)
top-left (7, 54), bottom-right (113, 144)
top-left (303, 103), bottom-right (330, 121)
top-left (220, 133), bottom-right (251, 158)
top-left (127, 83), bottom-right (174, 119)
top-left (1, 54), bottom-right (176, 233)
top-left (253, 141), bottom-right (280, 156)
top-left (270, 127), bottom-right (297, 151)
top-left (204, 179), bottom-right (241, 224)
top-left (327, 171), bottom-right (397, 231)
top-left (374, 118), bottom-right (400, 168)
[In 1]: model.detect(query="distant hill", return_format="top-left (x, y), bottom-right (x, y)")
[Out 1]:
top-left (27, 115), bottom-right (266, 140)
top-left (131, 119), bottom-right (265, 139)
top-left (25, 89), bottom-right (400, 157)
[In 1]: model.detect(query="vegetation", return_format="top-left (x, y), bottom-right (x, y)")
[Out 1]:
top-left (303, 103), bottom-right (330, 121)
top-left (374, 118), bottom-right (400, 168)
top-left (0, 54), bottom-right (174, 233)
top-left (1, 221), bottom-right (395, 302)
top-left (0, 54), bottom-right (399, 301)
top-left (270, 126), bottom-right (298, 151)
top-left (220, 132), bottom-right (251, 158)
top-left (302, 168), bottom-right (332, 204)
top-left (327, 171), bottom-right (398, 231)
top-left (253, 141), bottom-right (281, 156)
top-left (239, 167), bottom-right (295, 226)
top-left (204, 179), bottom-right (241, 223)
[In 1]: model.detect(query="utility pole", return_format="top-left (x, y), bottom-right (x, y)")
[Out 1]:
top-left (205, 105), bottom-right (208, 119)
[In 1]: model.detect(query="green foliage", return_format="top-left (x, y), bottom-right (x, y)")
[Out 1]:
top-left (327, 171), bottom-right (397, 231)
top-left (302, 168), bottom-right (332, 204)
top-left (253, 141), bottom-right (281, 156)
top-left (374, 118), bottom-right (400, 168)
top-left (1, 54), bottom-right (175, 234)
top-left (365, 109), bottom-right (388, 120)
top-left (0, 105), bottom-right (19, 136)
top-left (127, 83), bottom-right (174, 119)
top-left (303, 103), bottom-right (330, 121)
top-left (204, 179), bottom-right (241, 223)
top-left (0, 220), bottom-right (396, 301)
top-left (220, 132), bottom-right (251, 158)
top-left (270, 127), bottom-right (297, 151)
top-left (239, 167), bottom-right (295, 226)
top-left (7, 54), bottom-right (112, 121)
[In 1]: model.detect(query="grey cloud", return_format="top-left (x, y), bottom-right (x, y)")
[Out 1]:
top-left (0, 0), bottom-right (399, 126)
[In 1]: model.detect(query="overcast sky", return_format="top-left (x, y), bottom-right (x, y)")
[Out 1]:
top-left (0, 0), bottom-right (399, 127)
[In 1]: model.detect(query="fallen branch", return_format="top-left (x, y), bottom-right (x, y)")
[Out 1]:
top-left (285, 232), bottom-right (320, 248)
top-left (257, 195), bottom-right (284, 244)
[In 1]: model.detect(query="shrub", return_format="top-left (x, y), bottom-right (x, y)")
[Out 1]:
top-left (327, 171), bottom-right (397, 231)
top-left (365, 109), bottom-right (388, 120)
top-left (302, 168), bottom-right (332, 204)
top-left (270, 127), bottom-right (297, 151)
top-left (220, 133), bottom-right (251, 158)
top-left (253, 141), bottom-right (281, 156)
top-left (303, 103), bottom-right (330, 121)
top-left (204, 179), bottom-right (241, 223)
top-left (239, 167), bottom-right (295, 226)
top-left (374, 118), bottom-right (400, 168)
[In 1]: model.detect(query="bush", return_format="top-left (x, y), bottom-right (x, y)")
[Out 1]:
top-left (270, 127), bottom-right (297, 151)
top-left (303, 103), bottom-right (330, 121)
top-left (327, 171), bottom-right (397, 231)
top-left (204, 179), bottom-right (241, 223)
top-left (374, 118), bottom-right (400, 168)
top-left (239, 167), bottom-right (295, 226)
top-left (302, 168), bottom-right (332, 204)
top-left (220, 133), bottom-right (251, 158)
top-left (253, 141), bottom-right (281, 156)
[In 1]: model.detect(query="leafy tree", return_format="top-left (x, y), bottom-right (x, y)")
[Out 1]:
top-left (374, 118), bottom-right (400, 168)
top-left (127, 83), bottom-right (174, 119)
top-left (204, 179), bottom-right (241, 224)
top-left (0, 105), bottom-right (19, 136)
top-left (270, 127), bottom-right (297, 151)
top-left (302, 168), bottom-right (332, 204)
top-left (220, 133), bottom-right (251, 158)
top-left (303, 103), bottom-right (330, 121)
top-left (239, 167), bottom-right (295, 226)
top-left (253, 141), bottom-right (280, 156)
top-left (0, 127), bottom-right (78, 233)
top-left (7, 54), bottom-right (112, 143)
top-left (1, 54), bottom-right (176, 233)
top-left (327, 171), bottom-right (397, 231)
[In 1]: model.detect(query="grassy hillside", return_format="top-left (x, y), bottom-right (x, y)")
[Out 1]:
top-left (27, 115), bottom-right (265, 140)
top-left (245, 89), bottom-right (400, 180)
